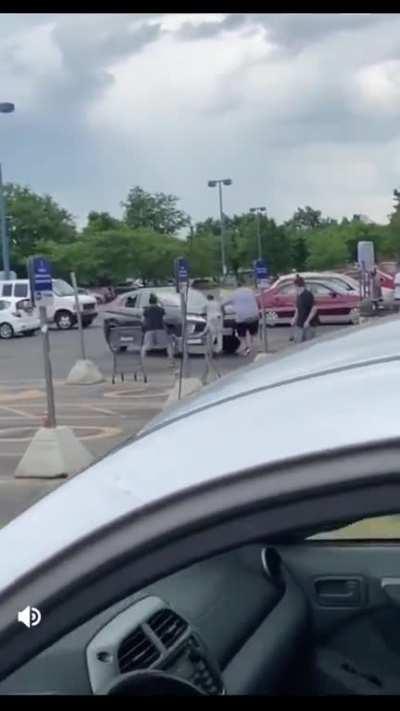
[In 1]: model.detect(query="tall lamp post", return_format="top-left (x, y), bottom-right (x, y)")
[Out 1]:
top-left (208, 178), bottom-right (232, 277)
top-left (250, 206), bottom-right (267, 260)
top-left (0, 102), bottom-right (15, 280)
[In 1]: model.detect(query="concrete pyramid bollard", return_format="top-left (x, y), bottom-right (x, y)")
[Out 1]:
top-left (14, 425), bottom-right (94, 479)
top-left (66, 359), bottom-right (104, 385)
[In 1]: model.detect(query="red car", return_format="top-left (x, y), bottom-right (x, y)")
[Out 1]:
top-left (258, 279), bottom-right (360, 327)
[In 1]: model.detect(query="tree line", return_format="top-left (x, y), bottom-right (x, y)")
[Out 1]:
top-left (4, 183), bottom-right (400, 285)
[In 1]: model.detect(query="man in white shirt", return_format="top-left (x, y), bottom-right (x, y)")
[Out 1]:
top-left (223, 283), bottom-right (260, 356)
top-left (205, 294), bottom-right (223, 354)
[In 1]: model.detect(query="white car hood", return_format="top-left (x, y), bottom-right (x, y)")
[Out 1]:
top-left (0, 317), bottom-right (399, 591)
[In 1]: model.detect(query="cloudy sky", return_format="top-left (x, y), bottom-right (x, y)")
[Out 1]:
top-left (1, 13), bottom-right (400, 228)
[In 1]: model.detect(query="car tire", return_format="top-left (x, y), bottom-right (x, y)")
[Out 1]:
top-left (223, 334), bottom-right (240, 354)
top-left (82, 319), bottom-right (94, 329)
top-left (55, 310), bottom-right (74, 330)
top-left (0, 322), bottom-right (14, 339)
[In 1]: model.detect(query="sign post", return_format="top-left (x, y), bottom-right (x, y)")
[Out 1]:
top-left (174, 256), bottom-right (190, 399)
top-left (27, 256), bottom-right (56, 427)
top-left (70, 272), bottom-right (86, 361)
top-left (254, 258), bottom-right (269, 353)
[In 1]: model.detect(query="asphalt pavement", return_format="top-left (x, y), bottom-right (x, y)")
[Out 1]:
top-left (0, 317), bottom-right (348, 526)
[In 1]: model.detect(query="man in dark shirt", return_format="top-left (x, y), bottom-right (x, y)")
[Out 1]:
top-left (141, 293), bottom-right (173, 362)
top-left (291, 275), bottom-right (318, 344)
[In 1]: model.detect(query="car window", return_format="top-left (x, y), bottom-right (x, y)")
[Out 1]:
top-left (125, 295), bottom-right (137, 308)
top-left (14, 284), bottom-right (28, 298)
top-left (308, 515), bottom-right (400, 540)
top-left (0, 300), bottom-right (11, 311)
top-left (278, 283), bottom-right (296, 295)
top-left (308, 283), bottom-right (333, 296)
top-left (52, 279), bottom-right (74, 297)
top-left (2, 284), bottom-right (12, 297)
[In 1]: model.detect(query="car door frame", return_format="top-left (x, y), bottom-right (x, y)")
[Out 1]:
top-left (2, 440), bottom-right (400, 681)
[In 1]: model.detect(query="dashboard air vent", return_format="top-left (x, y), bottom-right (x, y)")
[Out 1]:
top-left (148, 608), bottom-right (188, 649)
top-left (118, 626), bottom-right (159, 673)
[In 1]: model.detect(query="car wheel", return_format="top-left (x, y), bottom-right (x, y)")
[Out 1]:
top-left (223, 334), bottom-right (240, 354)
top-left (0, 322), bottom-right (14, 339)
top-left (55, 310), bottom-right (74, 330)
top-left (265, 310), bottom-right (279, 327)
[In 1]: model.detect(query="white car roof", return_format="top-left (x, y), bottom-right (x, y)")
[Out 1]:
top-left (275, 272), bottom-right (356, 282)
top-left (0, 317), bottom-right (400, 589)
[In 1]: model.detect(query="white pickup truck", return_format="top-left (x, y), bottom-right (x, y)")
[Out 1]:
top-left (0, 278), bottom-right (98, 329)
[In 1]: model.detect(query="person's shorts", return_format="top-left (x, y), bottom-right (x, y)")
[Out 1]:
top-left (237, 319), bottom-right (259, 337)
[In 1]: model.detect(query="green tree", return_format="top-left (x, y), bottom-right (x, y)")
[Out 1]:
top-left (84, 211), bottom-right (123, 233)
top-left (121, 186), bottom-right (190, 235)
top-left (291, 236), bottom-right (309, 271)
top-left (4, 184), bottom-right (77, 269)
top-left (306, 227), bottom-right (350, 270)
top-left (188, 231), bottom-right (220, 277)
top-left (285, 206), bottom-right (323, 232)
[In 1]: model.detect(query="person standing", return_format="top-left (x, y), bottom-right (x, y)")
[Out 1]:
top-left (141, 293), bottom-right (173, 363)
top-left (291, 275), bottom-right (318, 344)
top-left (205, 294), bottom-right (223, 354)
top-left (223, 282), bottom-right (260, 356)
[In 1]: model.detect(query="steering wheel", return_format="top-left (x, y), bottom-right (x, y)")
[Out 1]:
top-left (100, 669), bottom-right (207, 696)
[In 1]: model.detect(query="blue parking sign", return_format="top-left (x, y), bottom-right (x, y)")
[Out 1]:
top-left (27, 256), bottom-right (53, 304)
top-left (254, 258), bottom-right (268, 283)
top-left (174, 256), bottom-right (189, 292)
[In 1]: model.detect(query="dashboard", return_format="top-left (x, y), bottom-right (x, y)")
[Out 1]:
top-left (86, 596), bottom-right (225, 695)
top-left (0, 545), bottom-right (308, 695)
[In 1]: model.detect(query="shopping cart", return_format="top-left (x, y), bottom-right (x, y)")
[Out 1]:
top-left (108, 325), bottom-right (147, 384)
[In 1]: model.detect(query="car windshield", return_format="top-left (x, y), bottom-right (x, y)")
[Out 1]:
top-left (156, 288), bottom-right (206, 311)
top-left (52, 279), bottom-right (75, 297)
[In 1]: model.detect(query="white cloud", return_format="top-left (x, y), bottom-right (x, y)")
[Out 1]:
top-left (2, 13), bottom-right (400, 228)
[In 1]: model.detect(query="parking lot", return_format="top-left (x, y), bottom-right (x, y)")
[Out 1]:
top-left (0, 317), bottom-right (349, 525)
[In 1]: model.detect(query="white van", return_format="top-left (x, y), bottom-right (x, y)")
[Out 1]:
top-left (0, 279), bottom-right (98, 330)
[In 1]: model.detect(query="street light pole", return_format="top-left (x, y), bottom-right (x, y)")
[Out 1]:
top-left (250, 206), bottom-right (267, 260)
top-left (0, 102), bottom-right (15, 280)
top-left (208, 178), bottom-right (232, 278)
top-left (218, 181), bottom-right (227, 277)
top-left (0, 164), bottom-right (9, 279)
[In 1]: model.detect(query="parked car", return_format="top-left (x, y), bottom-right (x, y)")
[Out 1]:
top-left (258, 278), bottom-right (360, 326)
top-left (0, 297), bottom-right (40, 339)
top-left (272, 271), bottom-right (360, 295)
top-left (0, 279), bottom-right (98, 330)
top-left (103, 287), bottom-right (240, 355)
top-left (2, 319), bottom-right (400, 695)
top-left (343, 267), bottom-right (394, 303)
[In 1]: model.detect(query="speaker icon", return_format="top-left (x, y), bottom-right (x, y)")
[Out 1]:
top-left (17, 606), bottom-right (42, 628)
